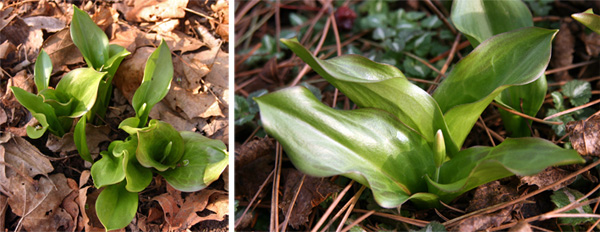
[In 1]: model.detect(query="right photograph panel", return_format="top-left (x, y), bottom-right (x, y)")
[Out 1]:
top-left (234, 1), bottom-right (600, 231)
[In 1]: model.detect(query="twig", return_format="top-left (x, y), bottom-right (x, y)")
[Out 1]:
top-left (428, 33), bottom-right (462, 93)
top-left (475, 121), bottom-right (505, 142)
top-left (545, 60), bottom-right (597, 75)
top-left (270, 144), bottom-right (283, 231)
top-left (423, 0), bottom-right (456, 34)
top-left (336, 186), bottom-right (367, 232)
top-left (403, 52), bottom-right (444, 77)
top-left (235, 170), bottom-right (275, 228)
top-left (234, 0), bottom-right (260, 25)
top-left (310, 181), bottom-right (355, 232)
top-left (183, 7), bottom-right (216, 21)
top-left (478, 116), bottom-right (496, 146)
top-left (320, 186), bottom-right (365, 232)
top-left (492, 102), bottom-right (563, 125)
top-left (340, 210), bottom-right (375, 232)
top-left (352, 209), bottom-right (430, 227)
top-left (281, 174), bottom-right (306, 232)
top-left (543, 99), bottom-right (600, 121)
top-left (547, 76), bottom-right (600, 87)
top-left (444, 158), bottom-right (600, 228)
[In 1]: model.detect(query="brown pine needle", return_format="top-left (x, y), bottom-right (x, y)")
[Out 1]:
top-left (281, 174), bottom-right (306, 232)
top-left (352, 209), bottom-right (430, 227)
top-left (491, 102), bottom-right (563, 125)
top-left (545, 60), bottom-right (597, 75)
top-left (340, 210), bottom-right (375, 232)
top-left (336, 186), bottom-right (367, 232)
top-left (311, 181), bottom-right (355, 232)
top-left (544, 98), bottom-right (600, 121)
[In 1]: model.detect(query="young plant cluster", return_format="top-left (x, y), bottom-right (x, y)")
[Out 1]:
top-left (256, 0), bottom-right (586, 208)
top-left (11, 5), bottom-right (228, 231)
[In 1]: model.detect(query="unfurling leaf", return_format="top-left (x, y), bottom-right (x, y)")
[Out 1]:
top-left (71, 5), bottom-right (109, 69)
top-left (34, 49), bottom-right (52, 92)
top-left (162, 131), bottom-right (229, 192)
top-left (572, 9), bottom-right (600, 35)
top-left (136, 120), bottom-right (184, 171)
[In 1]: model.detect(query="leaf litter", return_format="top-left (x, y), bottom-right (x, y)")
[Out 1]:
top-left (0, 0), bottom-right (229, 230)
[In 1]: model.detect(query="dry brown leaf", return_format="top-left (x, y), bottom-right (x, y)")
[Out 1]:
top-left (111, 23), bottom-right (143, 53)
top-left (41, 28), bottom-right (84, 74)
top-left (0, 132), bottom-right (53, 179)
top-left (46, 123), bottom-right (111, 156)
top-left (91, 6), bottom-right (117, 32)
top-left (165, 87), bottom-right (223, 118)
top-left (125, 0), bottom-right (189, 22)
top-left (235, 152), bottom-right (274, 199)
top-left (457, 181), bottom-right (520, 231)
top-left (23, 16), bottom-right (65, 32)
top-left (201, 117), bottom-right (228, 143)
top-left (520, 167), bottom-right (575, 191)
top-left (567, 113), bottom-right (600, 156)
top-left (0, 15), bottom-right (43, 69)
top-left (114, 46), bottom-right (152, 102)
top-left (153, 189), bottom-right (227, 231)
top-left (6, 174), bottom-right (74, 232)
top-left (78, 187), bottom-right (105, 232)
top-left (550, 21), bottom-right (575, 82)
top-left (580, 32), bottom-right (600, 58)
top-left (144, 31), bottom-right (205, 53)
top-left (3, 70), bottom-right (33, 104)
top-left (280, 169), bottom-right (341, 229)
top-left (62, 178), bottom-right (80, 232)
top-left (0, 194), bottom-right (7, 231)
top-left (0, 40), bottom-right (15, 59)
top-left (509, 221), bottom-right (532, 232)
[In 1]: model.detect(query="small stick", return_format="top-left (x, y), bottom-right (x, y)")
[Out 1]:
top-left (403, 52), bottom-right (444, 77)
top-left (352, 209), bottom-right (430, 227)
top-left (543, 99), bottom-right (600, 121)
top-left (281, 175), bottom-right (306, 232)
top-left (310, 181), bottom-right (355, 232)
top-left (336, 186), bottom-right (367, 232)
top-left (340, 210), bottom-right (376, 232)
top-left (235, 170), bottom-right (274, 228)
top-left (491, 102), bottom-right (563, 125)
top-left (428, 33), bottom-right (462, 93)
top-left (545, 60), bottom-right (597, 75)
top-left (424, 0), bottom-right (457, 34)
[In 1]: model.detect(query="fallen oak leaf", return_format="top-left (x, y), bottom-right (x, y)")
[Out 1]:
top-left (153, 189), bottom-right (227, 231)
top-left (567, 113), bottom-right (600, 156)
top-left (0, 132), bottom-right (53, 179)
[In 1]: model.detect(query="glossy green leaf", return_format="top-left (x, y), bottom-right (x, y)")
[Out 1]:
top-left (104, 44), bottom-right (130, 77)
top-left (428, 137), bottom-right (584, 202)
top-left (495, 76), bottom-right (547, 137)
top-left (10, 86), bottom-right (63, 136)
top-left (281, 38), bottom-right (458, 156)
top-left (119, 117), bottom-right (143, 134)
top-left (136, 120), bottom-right (184, 171)
top-left (74, 117), bottom-right (92, 162)
top-left (54, 68), bottom-right (106, 117)
top-left (451, 0), bottom-right (532, 47)
top-left (91, 141), bottom-right (125, 188)
top-left (116, 136), bottom-right (152, 192)
top-left (162, 131), bottom-right (229, 192)
top-left (25, 113), bottom-right (49, 139)
top-left (96, 181), bottom-right (138, 231)
top-left (452, 0), bottom-right (546, 138)
top-left (131, 40), bottom-right (173, 127)
top-left (70, 5), bottom-right (109, 69)
top-left (432, 27), bottom-right (557, 147)
top-left (34, 49), bottom-right (52, 92)
top-left (256, 86), bottom-right (435, 208)
top-left (572, 9), bottom-right (600, 35)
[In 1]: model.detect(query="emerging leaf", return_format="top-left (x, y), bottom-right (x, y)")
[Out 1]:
top-left (91, 141), bottom-right (126, 188)
top-left (257, 86), bottom-right (435, 208)
top-left (34, 49), bottom-right (52, 92)
top-left (54, 68), bottom-right (107, 117)
top-left (10, 87), bottom-right (63, 136)
top-left (162, 131), bottom-right (229, 192)
top-left (74, 117), bottom-right (92, 162)
top-left (131, 40), bottom-right (174, 127)
top-left (136, 120), bottom-right (184, 171)
top-left (70, 5), bottom-right (109, 69)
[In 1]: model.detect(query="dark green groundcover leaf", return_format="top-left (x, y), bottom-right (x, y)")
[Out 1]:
top-left (256, 86), bottom-right (436, 208)
top-left (162, 131), bottom-right (229, 192)
top-left (281, 38), bottom-right (458, 156)
top-left (428, 138), bottom-right (583, 202)
top-left (433, 27), bottom-right (556, 146)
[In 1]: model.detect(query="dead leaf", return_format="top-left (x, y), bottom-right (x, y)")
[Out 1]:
top-left (164, 86), bottom-right (223, 119)
top-left (0, 15), bottom-right (43, 68)
top-left (0, 132), bottom-right (53, 179)
top-left (78, 186), bottom-right (105, 232)
top-left (509, 221), bottom-right (532, 232)
top-left (235, 137), bottom-right (275, 167)
top-left (153, 189), bottom-right (227, 231)
top-left (125, 0), bottom-right (189, 22)
top-left (23, 16), bottom-right (65, 32)
top-left (580, 32), bottom-right (600, 58)
top-left (0, 40), bottom-right (15, 59)
top-left (6, 173), bottom-right (74, 232)
top-left (567, 113), bottom-right (600, 156)
top-left (114, 46), bottom-right (152, 102)
top-left (456, 181), bottom-right (520, 231)
top-left (550, 20), bottom-right (576, 82)
top-left (111, 23), bottom-right (143, 53)
top-left (46, 123), bottom-right (111, 156)
top-left (520, 167), bottom-right (575, 191)
top-left (62, 178), bottom-right (80, 232)
top-left (280, 169), bottom-right (341, 229)
top-left (0, 194), bottom-right (7, 231)
top-left (3, 70), bottom-right (34, 105)
top-left (92, 6), bottom-right (117, 32)
top-left (144, 30), bottom-right (205, 53)
top-left (41, 28), bottom-right (84, 74)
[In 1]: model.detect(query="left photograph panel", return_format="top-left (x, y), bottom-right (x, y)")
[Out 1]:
top-left (0, 0), bottom-right (229, 231)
